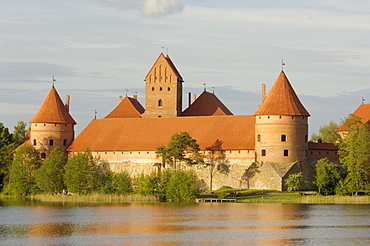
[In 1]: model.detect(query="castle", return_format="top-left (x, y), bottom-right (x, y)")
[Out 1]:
top-left (26, 53), bottom-right (341, 191)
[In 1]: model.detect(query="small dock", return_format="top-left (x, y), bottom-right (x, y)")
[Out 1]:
top-left (196, 198), bottom-right (237, 203)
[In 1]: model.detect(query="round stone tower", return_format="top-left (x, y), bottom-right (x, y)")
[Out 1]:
top-left (254, 71), bottom-right (310, 165)
top-left (29, 86), bottom-right (76, 159)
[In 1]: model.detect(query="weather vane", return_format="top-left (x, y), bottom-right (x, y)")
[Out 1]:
top-left (52, 75), bottom-right (56, 86)
top-left (281, 59), bottom-right (286, 71)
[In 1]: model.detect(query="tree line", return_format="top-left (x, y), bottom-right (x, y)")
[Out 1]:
top-left (0, 129), bottom-right (203, 201)
top-left (310, 116), bottom-right (370, 196)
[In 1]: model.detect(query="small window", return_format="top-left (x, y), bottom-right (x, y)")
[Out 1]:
top-left (33, 139), bottom-right (37, 146)
top-left (279, 116), bottom-right (282, 119)
top-left (160, 87), bottom-right (163, 91)
top-left (267, 116), bottom-right (270, 119)
top-left (257, 134), bottom-right (261, 142)
top-left (305, 135), bottom-right (308, 142)
top-left (292, 116), bottom-right (294, 119)
top-left (49, 139), bottom-right (54, 146)
top-left (63, 139), bottom-right (67, 146)
top-left (158, 99), bottom-right (162, 107)
top-left (262, 149), bottom-right (266, 156)
top-left (167, 87), bottom-right (170, 91)
top-left (152, 87), bottom-right (155, 91)
top-left (54, 123), bottom-right (57, 126)
top-left (41, 153), bottom-right (46, 159)
top-left (284, 150), bottom-right (289, 156)
top-left (281, 135), bottom-right (286, 142)
top-left (158, 115), bottom-right (162, 118)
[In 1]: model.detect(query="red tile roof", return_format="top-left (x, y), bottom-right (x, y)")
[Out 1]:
top-left (29, 86), bottom-right (76, 124)
top-left (182, 91), bottom-right (233, 116)
top-left (254, 71), bottom-right (310, 116)
top-left (67, 115), bottom-right (255, 152)
top-left (336, 104), bottom-right (370, 131)
top-left (105, 97), bottom-right (145, 118)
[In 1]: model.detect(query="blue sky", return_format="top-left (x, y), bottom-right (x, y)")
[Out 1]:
top-left (1, 0), bottom-right (370, 136)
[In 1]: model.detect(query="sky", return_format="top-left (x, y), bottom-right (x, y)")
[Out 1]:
top-left (1, 0), bottom-right (370, 137)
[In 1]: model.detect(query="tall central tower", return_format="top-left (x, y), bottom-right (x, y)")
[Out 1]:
top-left (142, 53), bottom-right (184, 118)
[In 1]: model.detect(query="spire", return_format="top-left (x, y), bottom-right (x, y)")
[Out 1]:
top-left (30, 86), bottom-right (76, 124)
top-left (254, 71), bottom-right (310, 116)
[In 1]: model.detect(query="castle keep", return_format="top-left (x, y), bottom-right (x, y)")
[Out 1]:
top-left (27, 53), bottom-right (340, 191)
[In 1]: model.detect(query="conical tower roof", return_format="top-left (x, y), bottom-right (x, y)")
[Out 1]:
top-left (254, 71), bottom-right (310, 116)
top-left (29, 86), bottom-right (76, 124)
top-left (105, 96), bottom-right (145, 118)
top-left (182, 91), bottom-right (233, 116)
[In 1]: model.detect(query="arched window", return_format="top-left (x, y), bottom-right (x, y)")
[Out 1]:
top-left (152, 87), bottom-right (155, 91)
top-left (63, 139), bottom-right (67, 146)
top-left (167, 87), bottom-right (170, 91)
top-left (49, 139), bottom-right (54, 146)
top-left (33, 139), bottom-right (36, 146)
top-left (158, 115), bottom-right (162, 118)
top-left (261, 149), bottom-right (266, 156)
top-left (284, 150), bottom-right (289, 156)
top-left (257, 134), bottom-right (261, 142)
top-left (281, 135), bottom-right (286, 142)
top-left (160, 87), bottom-right (163, 91)
top-left (158, 99), bottom-right (162, 107)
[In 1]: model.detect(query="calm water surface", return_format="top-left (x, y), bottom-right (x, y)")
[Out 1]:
top-left (0, 199), bottom-right (369, 245)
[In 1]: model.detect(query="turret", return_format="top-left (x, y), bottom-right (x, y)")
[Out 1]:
top-left (142, 53), bottom-right (183, 118)
top-left (29, 86), bottom-right (76, 159)
top-left (254, 71), bottom-right (310, 165)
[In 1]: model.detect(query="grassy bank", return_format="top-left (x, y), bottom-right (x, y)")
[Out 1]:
top-left (200, 187), bottom-right (370, 204)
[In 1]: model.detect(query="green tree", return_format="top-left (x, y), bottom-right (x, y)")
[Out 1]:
top-left (36, 147), bottom-right (67, 194)
top-left (313, 158), bottom-right (342, 195)
top-left (3, 144), bottom-right (41, 195)
top-left (12, 121), bottom-right (27, 145)
top-left (165, 169), bottom-right (200, 201)
top-left (284, 172), bottom-right (304, 192)
top-left (134, 172), bottom-right (158, 196)
top-left (156, 132), bottom-right (204, 170)
top-left (64, 149), bottom-right (101, 195)
top-left (101, 171), bottom-right (133, 195)
top-left (337, 119), bottom-right (370, 196)
top-left (310, 120), bottom-right (340, 143)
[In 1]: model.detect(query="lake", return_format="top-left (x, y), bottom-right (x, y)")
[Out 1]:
top-left (1, 199), bottom-right (369, 245)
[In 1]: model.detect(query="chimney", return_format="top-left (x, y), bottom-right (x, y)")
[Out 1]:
top-left (188, 92), bottom-right (191, 107)
top-left (133, 95), bottom-right (138, 100)
top-left (65, 95), bottom-right (70, 112)
top-left (193, 94), bottom-right (197, 102)
top-left (262, 84), bottom-right (266, 103)
top-left (119, 96), bottom-right (123, 102)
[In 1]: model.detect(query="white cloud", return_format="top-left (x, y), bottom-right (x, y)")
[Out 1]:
top-left (142, 0), bottom-right (184, 17)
